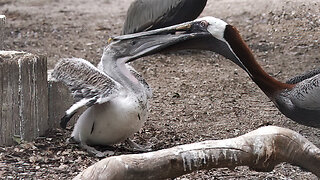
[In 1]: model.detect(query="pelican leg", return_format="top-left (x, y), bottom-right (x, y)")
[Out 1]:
top-left (80, 143), bottom-right (115, 158)
top-left (66, 136), bottom-right (77, 144)
top-left (125, 138), bottom-right (152, 152)
top-left (66, 137), bottom-right (114, 157)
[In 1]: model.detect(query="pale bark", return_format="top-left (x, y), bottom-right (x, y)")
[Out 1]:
top-left (74, 126), bottom-right (320, 179)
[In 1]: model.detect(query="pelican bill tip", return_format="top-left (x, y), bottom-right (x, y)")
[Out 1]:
top-left (107, 37), bottom-right (114, 44)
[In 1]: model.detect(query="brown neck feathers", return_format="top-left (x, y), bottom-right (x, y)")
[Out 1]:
top-left (223, 25), bottom-right (294, 97)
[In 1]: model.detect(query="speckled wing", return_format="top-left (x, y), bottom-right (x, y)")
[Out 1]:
top-left (122, 0), bottom-right (183, 34)
top-left (289, 74), bottom-right (320, 110)
top-left (286, 67), bottom-right (320, 84)
top-left (51, 58), bottom-right (121, 105)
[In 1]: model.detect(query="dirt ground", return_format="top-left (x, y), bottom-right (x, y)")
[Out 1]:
top-left (1, 0), bottom-right (320, 179)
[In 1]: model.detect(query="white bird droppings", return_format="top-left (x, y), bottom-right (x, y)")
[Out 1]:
top-left (181, 150), bottom-right (210, 172)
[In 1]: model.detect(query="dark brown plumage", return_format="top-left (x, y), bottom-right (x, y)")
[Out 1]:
top-left (122, 0), bottom-right (207, 34)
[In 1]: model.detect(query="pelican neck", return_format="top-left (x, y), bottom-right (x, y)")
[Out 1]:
top-left (223, 25), bottom-right (294, 97)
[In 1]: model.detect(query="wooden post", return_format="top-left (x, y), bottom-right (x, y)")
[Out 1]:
top-left (0, 51), bottom-right (48, 145)
top-left (0, 15), bottom-right (5, 50)
top-left (47, 72), bottom-right (78, 128)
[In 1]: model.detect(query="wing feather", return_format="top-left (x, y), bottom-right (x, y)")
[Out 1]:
top-left (286, 67), bottom-right (320, 84)
top-left (51, 58), bottom-right (121, 104)
top-left (122, 0), bottom-right (183, 34)
top-left (290, 74), bottom-right (320, 110)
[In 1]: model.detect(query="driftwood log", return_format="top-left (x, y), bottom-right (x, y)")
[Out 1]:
top-left (75, 126), bottom-right (320, 179)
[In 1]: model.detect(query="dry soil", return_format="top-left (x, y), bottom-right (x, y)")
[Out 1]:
top-left (0, 0), bottom-right (320, 179)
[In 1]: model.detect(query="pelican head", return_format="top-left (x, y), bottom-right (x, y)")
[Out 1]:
top-left (187, 16), bottom-right (252, 76)
top-left (194, 17), bottom-right (228, 42)
top-left (107, 17), bottom-right (251, 77)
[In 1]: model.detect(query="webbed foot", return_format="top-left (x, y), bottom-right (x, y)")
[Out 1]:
top-left (125, 138), bottom-right (152, 152)
top-left (80, 142), bottom-right (115, 157)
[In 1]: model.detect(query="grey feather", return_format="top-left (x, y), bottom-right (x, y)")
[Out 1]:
top-left (122, 0), bottom-right (181, 34)
top-left (288, 73), bottom-right (320, 110)
top-left (51, 58), bottom-right (120, 103)
top-left (122, 0), bottom-right (207, 35)
top-left (286, 67), bottom-right (320, 84)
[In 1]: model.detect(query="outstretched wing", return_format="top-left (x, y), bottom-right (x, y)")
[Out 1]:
top-left (122, 0), bottom-right (207, 35)
top-left (51, 58), bottom-right (122, 113)
top-left (289, 73), bottom-right (320, 110)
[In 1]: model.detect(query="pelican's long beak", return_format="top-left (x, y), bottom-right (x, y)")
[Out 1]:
top-left (112, 21), bottom-right (195, 41)
top-left (108, 20), bottom-right (211, 62)
top-left (108, 17), bottom-right (254, 78)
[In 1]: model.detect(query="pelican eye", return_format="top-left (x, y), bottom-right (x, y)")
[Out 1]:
top-left (199, 20), bottom-right (208, 28)
top-left (130, 40), bottom-right (137, 45)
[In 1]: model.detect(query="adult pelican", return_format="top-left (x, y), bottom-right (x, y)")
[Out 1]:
top-left (122, 0), bottom-right (207, 34)
top-left (122, 16), bottom-right (319, 128)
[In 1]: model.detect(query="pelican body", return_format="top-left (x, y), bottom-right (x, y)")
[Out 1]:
top-left (148, 16), bottom-right (319, 128)
top-left (53, 58), bottom-right (150, 146)
top-left (204, 17), bottom-right (320, 128)
top-left (119, 17), bottom-right (320, 128)
top-left (122, 0), bottom-right (207, 34)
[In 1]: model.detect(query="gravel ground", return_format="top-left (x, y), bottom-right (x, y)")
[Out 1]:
top-left (0, 0), bottom-right (319, 179)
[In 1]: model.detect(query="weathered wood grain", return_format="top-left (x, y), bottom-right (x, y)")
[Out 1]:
top-left (75, 126), bottom-right (320, 179)
top-left (0, 51), bottom-right (48, 145)
top-left (0, 15), bottom-right (5, 50)
top-left (47, 74), bottom-right (78, 128)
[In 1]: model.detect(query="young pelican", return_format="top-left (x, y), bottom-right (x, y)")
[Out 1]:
top-left (51, 22), bottom-right (209, 156)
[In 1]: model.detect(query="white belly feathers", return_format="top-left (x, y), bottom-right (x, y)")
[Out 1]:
top-left (72, 94), bottom-right (148, 145)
